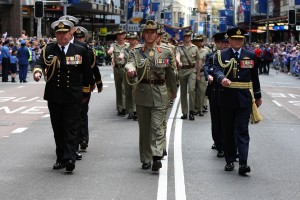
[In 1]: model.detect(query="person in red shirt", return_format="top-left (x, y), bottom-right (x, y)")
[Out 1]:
top-left (254, 45), bottom-right (263, 74)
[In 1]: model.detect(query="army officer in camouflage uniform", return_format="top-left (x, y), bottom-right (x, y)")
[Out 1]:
top-left (125, 20), bottom-right (177, 172)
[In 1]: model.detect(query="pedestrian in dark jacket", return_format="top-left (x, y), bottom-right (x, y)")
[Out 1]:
top-left (17, 40), bottom-right (30, 83)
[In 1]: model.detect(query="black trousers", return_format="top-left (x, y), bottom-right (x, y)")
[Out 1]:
top-left (220, 106), bottom-right (251, 164)
top-left (48, 102), bottom-right (81, 163)
top-left (79, 93), bottom-right (91, 144)
top-left (208, 90), bottom-right (223, 151)
top-left (2, 57), bottom-right (10, 82)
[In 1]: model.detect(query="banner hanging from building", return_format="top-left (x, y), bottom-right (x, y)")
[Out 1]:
top-left (164, 12), bottom-right (172, 25)
top-left (259, 0), bottom-right (267, 13)
top-left (219, 10), bottom-right (227, 32)
top-left (142, 0), bottom-right (151, 20)
top-left (225, 0), bottom-right (234, 26)
top-left (127, 0), bottom-right (135, 20)
top-left (164, 25), bottom-right (191, 41)
top-left (151, 2), bottom-right (160, 12)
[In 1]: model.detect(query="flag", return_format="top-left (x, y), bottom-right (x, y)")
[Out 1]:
top-left (127, 0), bottom-right (135, 20)
top-left (151, 2), bottom-right (160, 12)
top-left (259, 0), bottom-right (267, 14)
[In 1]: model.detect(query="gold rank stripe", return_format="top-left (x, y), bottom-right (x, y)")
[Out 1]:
top-left (225, 82), bottom-right (253, 89)
top-left (82, 87), bottom-right (90, 93)
top-left (96, 80), bottom-right (102, 84)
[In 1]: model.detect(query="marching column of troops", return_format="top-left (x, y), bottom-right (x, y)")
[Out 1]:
top-left (33, 15), bottom-right (262, 175)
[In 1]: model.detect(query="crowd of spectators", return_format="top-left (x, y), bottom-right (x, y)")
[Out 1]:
top-left (0, 31), bottom-right (114, 82)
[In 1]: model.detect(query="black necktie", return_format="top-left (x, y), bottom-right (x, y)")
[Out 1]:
top-left (234, 51), bottom-right (239, 60)
top-left (61, 46), bottom-right (65, 56)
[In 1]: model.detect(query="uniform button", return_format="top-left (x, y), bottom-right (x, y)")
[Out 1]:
top-left (238, 76), bottom-right (240, 78)
top-left (237, 70), bottom-right (239, 72)
top-left (67, 86), bottom-right (69, 88)
top-left (67, 76), bottom-right (69, 78)
top-left (67, 81), bottom-right (69, 83)
top-left (57, 80), bottom-right (60, 82)
top-left (57, 84), bottom-right (60, 87)
top-left (58, 75), bottom-right (60, 77)
top-left (68, 71), bottom-right (70, 73)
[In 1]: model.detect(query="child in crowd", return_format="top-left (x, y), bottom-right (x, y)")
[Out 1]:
top-left (9, 50), bottom-right (18, 82)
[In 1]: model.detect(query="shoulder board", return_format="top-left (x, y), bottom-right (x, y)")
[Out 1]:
top-left (160, 45), bottom-right (172, 51)
top-left (178, 44), bottom-right (184, 47)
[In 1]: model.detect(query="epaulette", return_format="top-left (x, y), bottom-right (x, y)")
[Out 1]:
top-left (160, 45), bottom-right (172, 52)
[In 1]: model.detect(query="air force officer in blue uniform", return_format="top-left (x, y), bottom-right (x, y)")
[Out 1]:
top-left (213, 27), bottom-right (262, 175)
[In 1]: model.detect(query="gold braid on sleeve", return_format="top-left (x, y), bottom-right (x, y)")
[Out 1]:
top-left (42, 44), bottom-right (60, 82)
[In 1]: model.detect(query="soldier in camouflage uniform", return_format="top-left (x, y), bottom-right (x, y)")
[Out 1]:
top-left (125, 20), bottom-right (177, 172)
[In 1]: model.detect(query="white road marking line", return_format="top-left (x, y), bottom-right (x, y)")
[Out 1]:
top-left (174, 105), bottom-right (186, 200)
top-left (0, 91), bottom-right (4, 93)
top-left (110, 73), bottom-right (114, 79)
top-left (272, 100), bottom-right (282, 107)
top-left (11, 127), bottom-right (28, 134)
top-left (157, 89), bottom-right (181, 200)
top-left (17, 86), bottom-right (24, 88)
top-left (42, 114), bottom-right (50, 118)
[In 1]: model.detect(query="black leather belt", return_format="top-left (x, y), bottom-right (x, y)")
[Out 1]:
top-left (182, 65), bottom-right (194, 69)
top-left (115, 64), bottom-right (125, 68)
top-left (140, 79), bottom-right (166, 85)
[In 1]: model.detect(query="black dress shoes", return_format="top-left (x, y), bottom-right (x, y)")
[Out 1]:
top-left (80, 141), bottom-right (88, 150)
top-left (189, 112), bottom-right (195, 120)
top-left (65, 160), bottom-right (75, 172)
top-left (203, 106), bottom-right (208, 112)
top-left (217, 150), bottom-right (225, 158)
top-left (152, 160), bottom-right (162, 171)
top-left (53, 162), bottom-right (66, 170)
top-left (76, 152), bottom-right (82, 160)
top-left (161, 149), bottom-right (168, 159)
top-left (133, 112), bottom-right (138, 121)
top-left (181, 114), bottom-right (187, 119)
top-left (142, 162), bottom-right (151, 170)
top-left (117, 109), bottom-right (126, 116)
top-left (224, 162), bottom-right (235, 171)
top-left (238, 164), bottom-right (251, 175)
top-left (127, 114), bottom-right (133, 119)
top-left (211, 143), bottom-right (217, 150)
top-left (198, 111), bottom-right (204, 116)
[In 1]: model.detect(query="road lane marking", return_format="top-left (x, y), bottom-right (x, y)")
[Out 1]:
top-left (157, 89), bottom-right (181, 200)
top-left (42, 114), bottom-right (50, 118)
top-left (11, 127), bottom-right (28, 134)
top-left (174, 105), bottom-right (186, 200)
top-left (272, 100), bottom-right (282, 107)
top-left (17, 86), bottom-right (24, 88)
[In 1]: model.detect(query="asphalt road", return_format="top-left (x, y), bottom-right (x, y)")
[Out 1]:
top-left (0, 66), bottom-right (299, 200)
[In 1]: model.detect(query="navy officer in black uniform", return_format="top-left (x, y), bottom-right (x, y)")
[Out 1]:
top-left (213, 27), bottom-right (262, 175)
top-left (33, 20), bottom-right (92, 172)
top-left (73, 26), bottom-right (103, 151)
top-left (204, 32), bottom-right (229, 158)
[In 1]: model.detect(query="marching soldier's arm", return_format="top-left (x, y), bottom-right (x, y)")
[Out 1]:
top-left (81, 47), bottom-right (93, 98)
top-left (33, 47), bottom-right (46, 82)
top-left (175, 47), bottom-right (182, 67)
top-left (203, 52), bottom-right (214, 82)
top-left (212, 53), bottom-right (230, 86)
top-left (107, 44), bottom-right (114, 55)
top-left (125, 49), bottom-right (137, 77)
top-left (165, 48), bottom-right (177, 96)
top-left (89, 48), bottom-right (103, 92)
top-left (195, 48), bottom-right (201, 80)
top-left (252, 55), bottom-right (262, 102)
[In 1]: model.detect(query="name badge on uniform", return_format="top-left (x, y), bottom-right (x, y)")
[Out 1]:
top-left (240, 60), bottom-right (254, 68)
top-left (66, 54), bottom-right (82, 65)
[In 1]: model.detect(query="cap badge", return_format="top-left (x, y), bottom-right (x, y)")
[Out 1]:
top-left (237, 29), bottom-right (241, 35)
top-left (76, 29), bottom-right (81, 33)
top-left (58, 22), bottom-right (65, 28)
